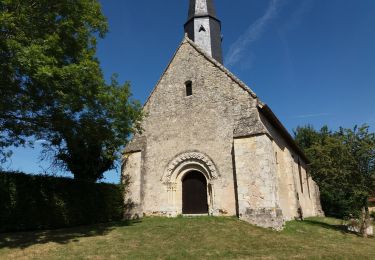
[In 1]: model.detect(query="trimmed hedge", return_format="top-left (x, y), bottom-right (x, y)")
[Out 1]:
top-left (0, 172), bottom-right (123, 232)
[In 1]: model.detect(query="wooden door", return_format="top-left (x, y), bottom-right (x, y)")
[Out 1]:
top-left (182, 171), bottom-right (208, 214)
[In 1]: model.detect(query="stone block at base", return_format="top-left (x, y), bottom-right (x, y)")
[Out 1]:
top-left (240, 207), bottom-right (284, 230)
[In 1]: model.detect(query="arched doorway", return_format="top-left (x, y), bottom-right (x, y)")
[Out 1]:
top-left (182, 171), bottom-right (208, 214)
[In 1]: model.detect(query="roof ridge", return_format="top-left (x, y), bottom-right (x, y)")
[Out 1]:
top-left (143, 37), bottom-right (189, 107)
top-left (184, 35), bottom-right (258, 99)
top-left (143, 35), bottom-right (260, 108)
top-left (184, 37), bottom-right (310, 163)
top-left (135, 35), bottom-right (310, 164)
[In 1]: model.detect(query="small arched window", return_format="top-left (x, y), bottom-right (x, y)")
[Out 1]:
top-left (185, 81), bottom-right (193, 96)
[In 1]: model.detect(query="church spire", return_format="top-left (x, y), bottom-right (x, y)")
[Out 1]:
top-left (184, 0), bottom-right (223, 64)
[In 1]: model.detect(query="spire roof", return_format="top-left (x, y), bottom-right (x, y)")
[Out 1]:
top-left (187, 0), bottom-right (218, 21)
top-left (184, 0), bottom-right (223, 63)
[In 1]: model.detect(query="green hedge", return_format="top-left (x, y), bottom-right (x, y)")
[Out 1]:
top-left (0, 172), bottom-right (123, 232)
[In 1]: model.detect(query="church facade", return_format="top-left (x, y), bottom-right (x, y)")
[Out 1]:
top-left (122, 0), bottom-right (323, 230)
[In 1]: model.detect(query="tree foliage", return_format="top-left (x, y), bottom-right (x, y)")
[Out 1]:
top-left (0, 0), bottom-right (142, 181)
top-left (42, 76), bottom-right (142, 182)
top-left (294, 125), bottom-right (375, 219)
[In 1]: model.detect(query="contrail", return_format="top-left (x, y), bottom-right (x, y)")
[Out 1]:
top-left (225, 0), bottom-right (284, 67)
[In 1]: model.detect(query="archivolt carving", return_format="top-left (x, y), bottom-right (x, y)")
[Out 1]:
top-left (162, 152), bottom-right (219, 183)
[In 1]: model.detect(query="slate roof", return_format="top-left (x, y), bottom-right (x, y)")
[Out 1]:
top-left (187, 0), bottom-right (218, 21)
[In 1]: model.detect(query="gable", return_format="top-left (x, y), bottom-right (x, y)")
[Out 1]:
top-left (143, 36), bottom-right (258, 112)
top-left (126, 36), bottom-right (309, 165)
top-left (143, 37), bottom-right (259, 122)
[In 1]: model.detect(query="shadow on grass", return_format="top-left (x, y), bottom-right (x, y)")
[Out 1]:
top-left (0, 219), bottom-right (141, 250)
top-left (303, 219), bottom-right (359, 236)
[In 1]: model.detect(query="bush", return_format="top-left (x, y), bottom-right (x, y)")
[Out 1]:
top-left (0, 172), bottom-right (123, 232)
top-left (371, 211), bottom-right (375, 219)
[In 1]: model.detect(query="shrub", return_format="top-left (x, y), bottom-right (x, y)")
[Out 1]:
top-left (0, 172), bottom-right (123, 232)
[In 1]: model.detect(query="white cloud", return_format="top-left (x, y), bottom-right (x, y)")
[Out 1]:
top-left (225, 0), bottom-right (285, 67)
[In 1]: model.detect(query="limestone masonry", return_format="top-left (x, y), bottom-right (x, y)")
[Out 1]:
top-left (122, 0), bottom-right (324, 230)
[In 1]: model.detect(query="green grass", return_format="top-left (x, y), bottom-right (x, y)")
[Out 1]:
top-left (0, 217), bottom-right (374, 259)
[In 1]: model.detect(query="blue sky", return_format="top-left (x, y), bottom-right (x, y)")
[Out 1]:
top-left (6, 0), bottom-right (375, 183)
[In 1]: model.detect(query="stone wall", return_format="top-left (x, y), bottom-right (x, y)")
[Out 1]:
top-left (122, 37), bottom-right (323, 229)
top-left (259, 111), bottom-right (324, 219)
top-left (124, 39), bottom-right (263, 218)
top-left (122, 152), bottom-right (143, 219)
top-left (233, 135), bottom-right (284, 230)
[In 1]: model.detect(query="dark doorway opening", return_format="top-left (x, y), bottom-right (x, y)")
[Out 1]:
top-left (182, 171), bottom-right (208, 214)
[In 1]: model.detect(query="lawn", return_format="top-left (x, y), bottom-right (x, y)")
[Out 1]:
top-left (0, 217), bottom-right (374, 259)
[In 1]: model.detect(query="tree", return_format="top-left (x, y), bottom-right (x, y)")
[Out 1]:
top-left (293, 124), bottom-right (321, 151)
top-left (294, 125), bottom-right (375, 236)
top-left (42, 77), bottom-right (142, 182)
top-left (0, 0), bottom-right (142, 181)
top-left (339, 126), bottom-right (375, 237)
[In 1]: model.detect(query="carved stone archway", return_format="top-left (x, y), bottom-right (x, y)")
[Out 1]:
top-left (162, 151), bottom-right (219, 183)
top-left (161, 151), bottom-right (219, 216)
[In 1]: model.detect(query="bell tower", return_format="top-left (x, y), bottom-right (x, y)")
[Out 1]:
top-left (184, 0), bottom-right (223, 63)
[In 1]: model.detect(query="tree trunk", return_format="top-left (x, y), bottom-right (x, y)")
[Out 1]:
top-left (360, 206), bottom-right (370, 238)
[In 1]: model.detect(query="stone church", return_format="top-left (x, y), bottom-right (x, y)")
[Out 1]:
top-left (122, 0), bottom-right (323, 229)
